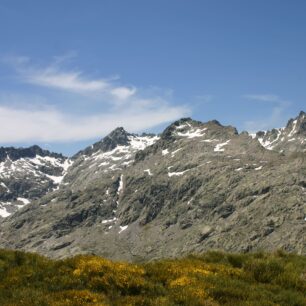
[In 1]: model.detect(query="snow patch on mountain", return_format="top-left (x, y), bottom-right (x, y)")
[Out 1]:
top-left (171, 148), bottom-right (182, 157)
top-left (0, 205), bottom-right (11, 218)
top-left (162, 149), bottom-right (169, 155)
top-left (214, 140), bottom-right (230, 152)
top-left (17, 197), bottom-right (30, 205)
top-left (168, 169), bottom-right (190, 177)
top-left (144, 169), bottom-right (153, 176)
top-left (177, 127), bottom-right (207, 139)
top-left (288, 120), bottom-right (297, 137)
top-left (128, 135), bottom-right (160, 150)
top-left (102, 217), bottom-right (117, 224)
top-left (117, 174), bottom-right (124, 194)
top-left (119, 225), bottom-right (128, 233)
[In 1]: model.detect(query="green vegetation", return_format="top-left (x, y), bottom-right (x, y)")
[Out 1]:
top-left (0, 249), bottom-right (305, 305)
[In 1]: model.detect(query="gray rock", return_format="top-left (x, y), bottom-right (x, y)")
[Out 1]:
top-left (0, 112), bottom-right (305, 261)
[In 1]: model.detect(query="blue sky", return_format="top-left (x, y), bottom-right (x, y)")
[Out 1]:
top-left (0, 0), bottom-right (305, 155)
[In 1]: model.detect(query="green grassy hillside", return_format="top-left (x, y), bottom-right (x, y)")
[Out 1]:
top-left (0, 249), bottom-right (305, 305)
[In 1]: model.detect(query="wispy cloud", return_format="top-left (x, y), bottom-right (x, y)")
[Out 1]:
top-left (6, 55), bottom-right (134, 99)
top-left (243, 94), bottom-right (290, 131)
top-left (26, 69), bottom-right (110, 93)
top-left (0, 55), bottom-right (191, 142)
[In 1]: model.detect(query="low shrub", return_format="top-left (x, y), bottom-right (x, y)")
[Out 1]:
top-left (0, 249), bottom-right (304, 305)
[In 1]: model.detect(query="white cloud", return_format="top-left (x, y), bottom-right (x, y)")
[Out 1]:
top-left (0, 104), bottom-right (189, 142)
top-left (111, 86), bottom-right (136, 100)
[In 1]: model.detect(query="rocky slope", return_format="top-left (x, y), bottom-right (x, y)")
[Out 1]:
top-left (0, 145), bottom-right (70, 217)
top-left (0, 113), bottom-right (305, 261)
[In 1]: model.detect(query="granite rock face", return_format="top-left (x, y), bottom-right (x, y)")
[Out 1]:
top-left (0, 113), bottom-right (305, 260)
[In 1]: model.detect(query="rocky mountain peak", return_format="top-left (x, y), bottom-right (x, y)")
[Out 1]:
top-left (299, 110), bottom-right (306, 117)
top-left (255, 110), bottom-right (306, 152)
top-left (207, 119), bottom-right (222, 126)
top-left (161, 118), bottom-right (201, 141)
top-left (0, 145), bottom-right (64, 162)
top-left (161, 117), bottom-right (238, 142)
top-left (102, 127), bottom-right (132, 150)
top-left (173, 117), bottom-right (201, 125)
top-left (285, 110), bottom-right (306, 135)
top-left (66, 128), bottom-right (159, 189)
top-left (73, 127), bottom-right (132, 159)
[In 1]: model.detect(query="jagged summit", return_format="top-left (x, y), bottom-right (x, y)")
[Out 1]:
top-left (105, 127), bottom-right (132, 146)
top-left (285, 110), bottom-right (306, 134)
top-left (207, 119), bottom-right (222, 126)
top-left (66, 127), bottom-right (159, 189)
top-left (161, 118), bottom-right (200, 140)
top-left (255, 110), bottom-right (306, 152)
top-left (0, 145), bottom-right (65, 162)
top-left (92, 126), bottom-right (132, 153)
top-left (73, 127), bottom-right (159, 160)
top-left (161, 117), bottom-right (238, 141)
top-left (73, 127), bottom-right (133, 159)
top-left (73, 111), bottom-right (304, 160)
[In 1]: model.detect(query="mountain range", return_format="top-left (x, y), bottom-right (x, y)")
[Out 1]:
top-left (0, 111), bottom-right (305, 260)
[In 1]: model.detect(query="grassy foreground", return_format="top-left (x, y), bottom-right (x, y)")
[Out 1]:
top-left (0, 249), bottom-right (305, 306)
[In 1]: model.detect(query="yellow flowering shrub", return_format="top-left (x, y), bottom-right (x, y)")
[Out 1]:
top-left (0, 249), bottom-right (304, 306)
top-left (169, 275), bottom-right (196, 287)
top-left (72, 255), bottom-right (146, 293)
